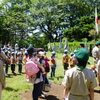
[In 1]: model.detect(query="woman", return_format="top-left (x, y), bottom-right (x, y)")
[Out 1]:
top-left (26, 46), bottom-right (45, 100)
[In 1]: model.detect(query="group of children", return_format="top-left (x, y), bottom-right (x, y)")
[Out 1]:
top-left (1, 47), bottom-right (29, 76)
top-left (62, 44), bottom-right (97, 77)
top-left (0, 42), bottom-right (98, 100)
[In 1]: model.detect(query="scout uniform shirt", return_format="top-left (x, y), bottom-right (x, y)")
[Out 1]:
top-left (51, 55), bottom-right (56, 66)
top-left (97, 60), bottom-right (100, 73)
top-left (62, 54), bottom-right (70, 64)
top-left (92, 46), bottom-right (100, 64)
top-left (0, 51), bottom-right (6, 87)
top-left (62, 67), bottom-right (97, 100)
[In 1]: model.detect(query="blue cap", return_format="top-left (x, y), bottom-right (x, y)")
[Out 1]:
top-left (20, 48), bottom-right (23, 51)
top-left (7, 48), bottom-right (11, 51)
top-left (3, 48), bottom-right (5, 50)
top-left (11, 52), bottom-right (15, 55)
top-left (17, 52), bottom-right (21, 55)
top-left (25, 51), bottom-right (28, 55)
top-left (44, 51), bottom-right (46, 54)
top-left (16, 47), bottom-right (19, 50)
top-left (70, 52), bottom-right (74, 56)
top-left (64, 49), bottom-right (68, 53)
top-left (74, 50), bottom-right (77, 53)
top-left (52, 51), bottom-right (56, 54)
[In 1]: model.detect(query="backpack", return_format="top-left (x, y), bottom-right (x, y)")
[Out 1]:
top-left (25, 60), bottom-right (39, 77)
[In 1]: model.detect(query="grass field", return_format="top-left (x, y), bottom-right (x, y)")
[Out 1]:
top-left (2, 51), bottom-right (100, 100)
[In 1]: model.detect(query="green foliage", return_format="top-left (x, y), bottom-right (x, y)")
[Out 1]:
top-left (0, 0), bottom-right (100, 46)
top-left (63, 15), bottom-right (94, 41)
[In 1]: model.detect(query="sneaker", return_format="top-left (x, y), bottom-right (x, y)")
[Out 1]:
top-left (39, 94), bottom-right (46, 98)
top-left (42, 93), bottom-right (47, 96)
top-left (12, 72), bottom-right (16, 75)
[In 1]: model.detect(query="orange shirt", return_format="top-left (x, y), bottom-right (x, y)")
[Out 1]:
top-left (62, 55), bottom-right (70, 63)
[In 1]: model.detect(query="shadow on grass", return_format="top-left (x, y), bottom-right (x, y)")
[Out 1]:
top-left (5, 87), bottom-right (19, 92)
top-left (5, 74), bottom-right (17, 78)
top-left (49, 75), bottom-right (64, 81)
top-left (48, 76), bottom-right (64, 84)
top-left (56, 76), bottom-right (64, 80)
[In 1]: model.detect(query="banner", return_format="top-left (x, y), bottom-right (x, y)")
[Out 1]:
top-left (59, 38), bottom-right (62, 50)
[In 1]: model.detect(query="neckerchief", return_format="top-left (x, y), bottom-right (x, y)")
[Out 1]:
top-left (76, 65), bottom-right (84, 71)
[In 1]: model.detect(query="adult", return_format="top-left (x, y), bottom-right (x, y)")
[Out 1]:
top-left (26, 46), bottom-right (44, 100)
top-left (62, 48), bottom-right (97, 100)
top-left (37, 51), bottom-right (47, 98)
top-left (97, 60), bottom-right (100, 86)
top-left (80, 43), bottom-right (85, 48)
top-left (92, 41), bottom-right (100, 65)
top-left (0, 48), bottom-right (6, 100)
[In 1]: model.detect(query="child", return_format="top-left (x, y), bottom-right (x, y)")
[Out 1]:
top-left (69, 52), bottom-right (76, 68)
top-left (62, 49), bottom-right (70, 74)
top-left (10, 52), bottom-right (16, 74)
top-left (90, 65), bottom-right (97, 77)
top-left (44, 51), bottom-right (50, 76)
top-left (50, 51), bottom-right (57, 77)
top-left (16, 52), bottom-right (23, 74)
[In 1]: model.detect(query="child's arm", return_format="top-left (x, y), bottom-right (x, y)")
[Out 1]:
top-left (89, 88), bottom-right (94, 100)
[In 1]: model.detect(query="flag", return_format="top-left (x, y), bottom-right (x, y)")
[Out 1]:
top-left (59, 38), bottom-right (62, 50)
top-left (85, 44), bottom-right (88, 51)
top-left (95, 7), bottom-right (99, 34)
top-left (64, 40), bottom-right (68, 50)
top-left (53, 43), bottom-right (56, 51)
top-left (48, 41), bottom-right (51, 50)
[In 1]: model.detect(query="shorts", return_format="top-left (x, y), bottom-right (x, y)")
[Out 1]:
top-left (63, 63), bottom-right (69, 70)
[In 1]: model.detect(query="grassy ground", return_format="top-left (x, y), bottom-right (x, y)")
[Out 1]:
top-left (2, 51), bottom-right (100, 100)
top-left (2, 71), bottom-right (32, 100)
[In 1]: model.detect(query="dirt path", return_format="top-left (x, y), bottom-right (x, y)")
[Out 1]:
top-left (20, 83), bottom-right (100, 100)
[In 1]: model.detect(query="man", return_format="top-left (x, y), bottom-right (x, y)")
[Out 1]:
top-left (92, 41), bottom-right (100, 86)
top-left (80, 43), bottom-right (85, 48)
top-left (62, 48), bottom-right (97, 100)
top-left (92, 41), bottom-right (100, 65)
top-left (0, 48), bottom-right (6, 100)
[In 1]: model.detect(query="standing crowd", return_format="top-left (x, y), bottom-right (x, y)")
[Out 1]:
top-left (62, 42), bottom-right (100, 100)
top-left (0, 41), bottom-right (100, 100)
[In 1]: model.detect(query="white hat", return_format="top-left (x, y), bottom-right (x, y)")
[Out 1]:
top-left (38, 51), bottom-right (44, 56)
